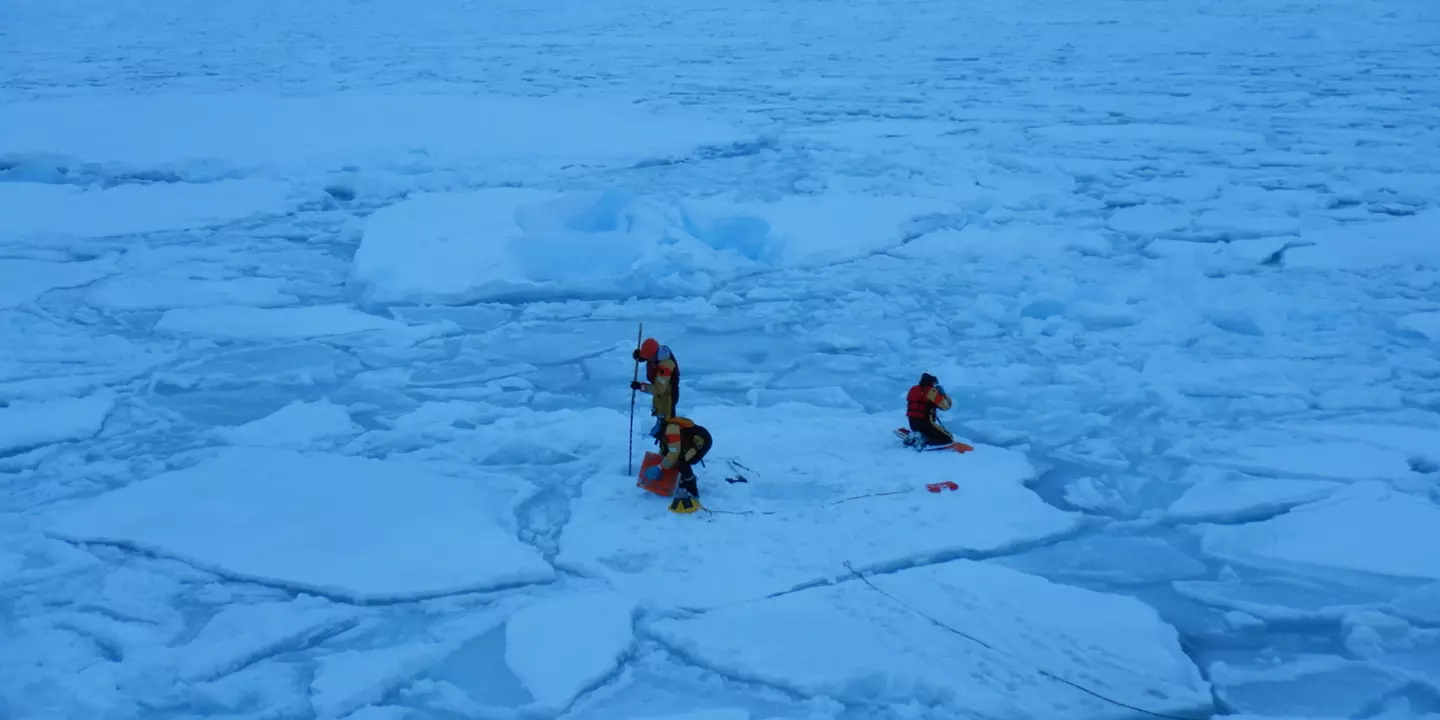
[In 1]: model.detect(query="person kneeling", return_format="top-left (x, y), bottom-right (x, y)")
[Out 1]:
top-left (904, 373), bottom-right (954, 447)
top-left (640, 416), bottom-right (712, 513)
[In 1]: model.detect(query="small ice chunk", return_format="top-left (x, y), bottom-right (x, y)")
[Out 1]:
top-left (221, 400), bottom-right (360, 448)
top-left (0, 391), bottom-right (115, 455)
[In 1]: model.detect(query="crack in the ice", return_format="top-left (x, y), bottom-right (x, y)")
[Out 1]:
top-left (541, 610), bottom-right (647, 717)
top-left (49, 535), bottom-right (558, 607)
top-left (748, 518), bottom-right (1106, 606)
top-left (189, 614), bottom-right (362, 684)
top-left (510, 459), bottom-right (600, 566)
top-left (633, 623), bottom-right (817, 704)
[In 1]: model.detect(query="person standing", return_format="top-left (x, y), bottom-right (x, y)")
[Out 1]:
top-left (630, 337), bottom-right (680, 441)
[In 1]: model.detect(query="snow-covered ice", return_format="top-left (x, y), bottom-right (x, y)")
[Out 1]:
top-left (349, 188), bottom-right (953, 304)
top-left (43, 447), bottom-right (553, 602)
top-left (1165, 473), bottom-right (1342, 523)
top-left (174, 595), bottom-right (360, 683)
top-left (1288, 421), bottom-right (1440, 468)
top-left (1285, 210), bottom-right (1440, 271)
top-left (152, 304), bottom-right (413, 341)
top-left (556, 404), bottom-right (1080, 610)
top-left (219, 399), bottom-right (361, 448)
top-left (1210, 654), bottom-right (1411, 718)
top-left (1399, 312), bottom-right (1440, 340)
top-left (504, 592), bottom-right (636, 713)
top-left (1200, 440), bottom-right (1415, 483)
top-left (0, 93), bottom-right (746, 183)
top-left (0, 256), bottom-right (118, 309)
top-left (88, 274), bottom-right (298, 312)
top-left (5, 0), bottom-right (1440, 715)
top-left (0, 179), bottom-right (296, 245)
top-left (1200, 482), bottom-right (1440, 582)
top-left (649, 559), bottom-right (1210, 718)
top-left (0, 392), bottom-right (116, 455)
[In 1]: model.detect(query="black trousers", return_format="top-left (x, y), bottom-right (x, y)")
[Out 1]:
top-left (908, 415), bottom-right (953, 446)
top-left (674, 463), bottom-right (700, 497)
top-left (673, 426), bottom-right (710, 497)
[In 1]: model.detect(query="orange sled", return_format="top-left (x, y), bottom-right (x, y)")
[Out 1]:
top-left (637, 451), bottom-right (678, 496)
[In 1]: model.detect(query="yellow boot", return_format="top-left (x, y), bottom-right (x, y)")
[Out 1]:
top-left (668, 495), bottom-right (702, 514)
top-left (668, 481), bottom-right (702, 514)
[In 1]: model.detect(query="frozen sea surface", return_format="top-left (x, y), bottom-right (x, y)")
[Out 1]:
top-left (3, 0), bottom-right (1439, 717)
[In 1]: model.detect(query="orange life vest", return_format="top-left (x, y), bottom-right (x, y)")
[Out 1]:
top-left (662, 417), bottom-right (711, 461)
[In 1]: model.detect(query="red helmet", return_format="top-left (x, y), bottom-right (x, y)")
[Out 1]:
top-left (638, 337), bottom-right (660, 359)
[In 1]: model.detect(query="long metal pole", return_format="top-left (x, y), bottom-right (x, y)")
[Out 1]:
top-left (627, 321), bottom-right (643, 474)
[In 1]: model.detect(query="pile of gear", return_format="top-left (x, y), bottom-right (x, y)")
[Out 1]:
top-left (627, 335), bottom-right (958, 515)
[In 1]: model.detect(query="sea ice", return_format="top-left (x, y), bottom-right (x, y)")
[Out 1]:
top-left (43, 447), bottom-right (553, 602)
top-left (1285, 210), bottom-right (1440, 270)
top-left (556, 404), bottom-right (1080, 610)
top-left (174, 595), bottom-right (359, 682)
top-left (1108, 204), bottom-right (1192, 236)
top-left (1165, 474), bottom-right (1341, 523)
top-left (649, 559), bottom-right (1211, 719)
top-left (504, 592), bottom-right (636, 713)
top-left (1389, 582), bottom-right (1440, 626)
top-left (1203, 441), bottom-right (1413, 482)
top-left (1200, 481), bottom-right (1440, 581)
top-left (0, 179), bottom-right (295, 245)
top-left (349, 188), bottom-right (952, 305)
top-left (1210, 655), bottom-right (1405, 718)
top-left (0, 391), bottom-right (116, 456)
top-left (890, 223), bottom-right (1096, 262)
top-left (0, 92), bottom-right (746, 179)
top-left (1287, 422), bottom-right (1440, 468)
top-left (1174, 571), bottom-right (1401, 623)
top-left (994, 534), bottom-right (1208, 585)
top-left (220, 399), bottom-right (361, 448)
top-left (0, 256), bottom-right (119, 310)
top-left (1399, 312), bottom-right (1440, 340)
top-left (88, 274), bottom-right (297, 312)
top-left (312, 642), bottom-right (456, 720)
top-left (153, 304), bottom-right (409, 341)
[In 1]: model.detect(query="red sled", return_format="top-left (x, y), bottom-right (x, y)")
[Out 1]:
top-left (637, 451), bottom-right (678, 496)
top-left (927, 481), bottom-right (959, 493)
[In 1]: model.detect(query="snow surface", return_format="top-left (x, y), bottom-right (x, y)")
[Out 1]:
top-left (349, 188), bottom-right (953, 304)
top-left (557, 404), bottom-right (1079, 610)
top-left (1399, 312), bottom-right (1440, 340)
top-left (0, 256), bottom-right (119, 310)
top-left (1166, 473), bottom-right (1342, 523)
top-left (1203, 441), bottom-right (1416, 482)
top-left (0, 93), bottom-right (745, 183)
top-left (0, 179), bottom-right (296, 245)
top-left (43, 447), bottom-right (553, 602)
top-left (649, 559), bottom-right (1210, 718)
top-left (504, 592), bottom-right (636, 712)
top-left (0, 392), bottom-right (116, 455)
top-left (219, 399), bottom-right (361, 448)
top-left (4, 0), bottom-right (1440, 716)
top-left (152, 304), bottom-right (414, 341)
top-left (1201, 482), bottom-right (1440, 581)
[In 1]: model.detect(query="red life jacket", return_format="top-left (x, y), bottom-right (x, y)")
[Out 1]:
top-left (906, 385), bottom-right (937, 418)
